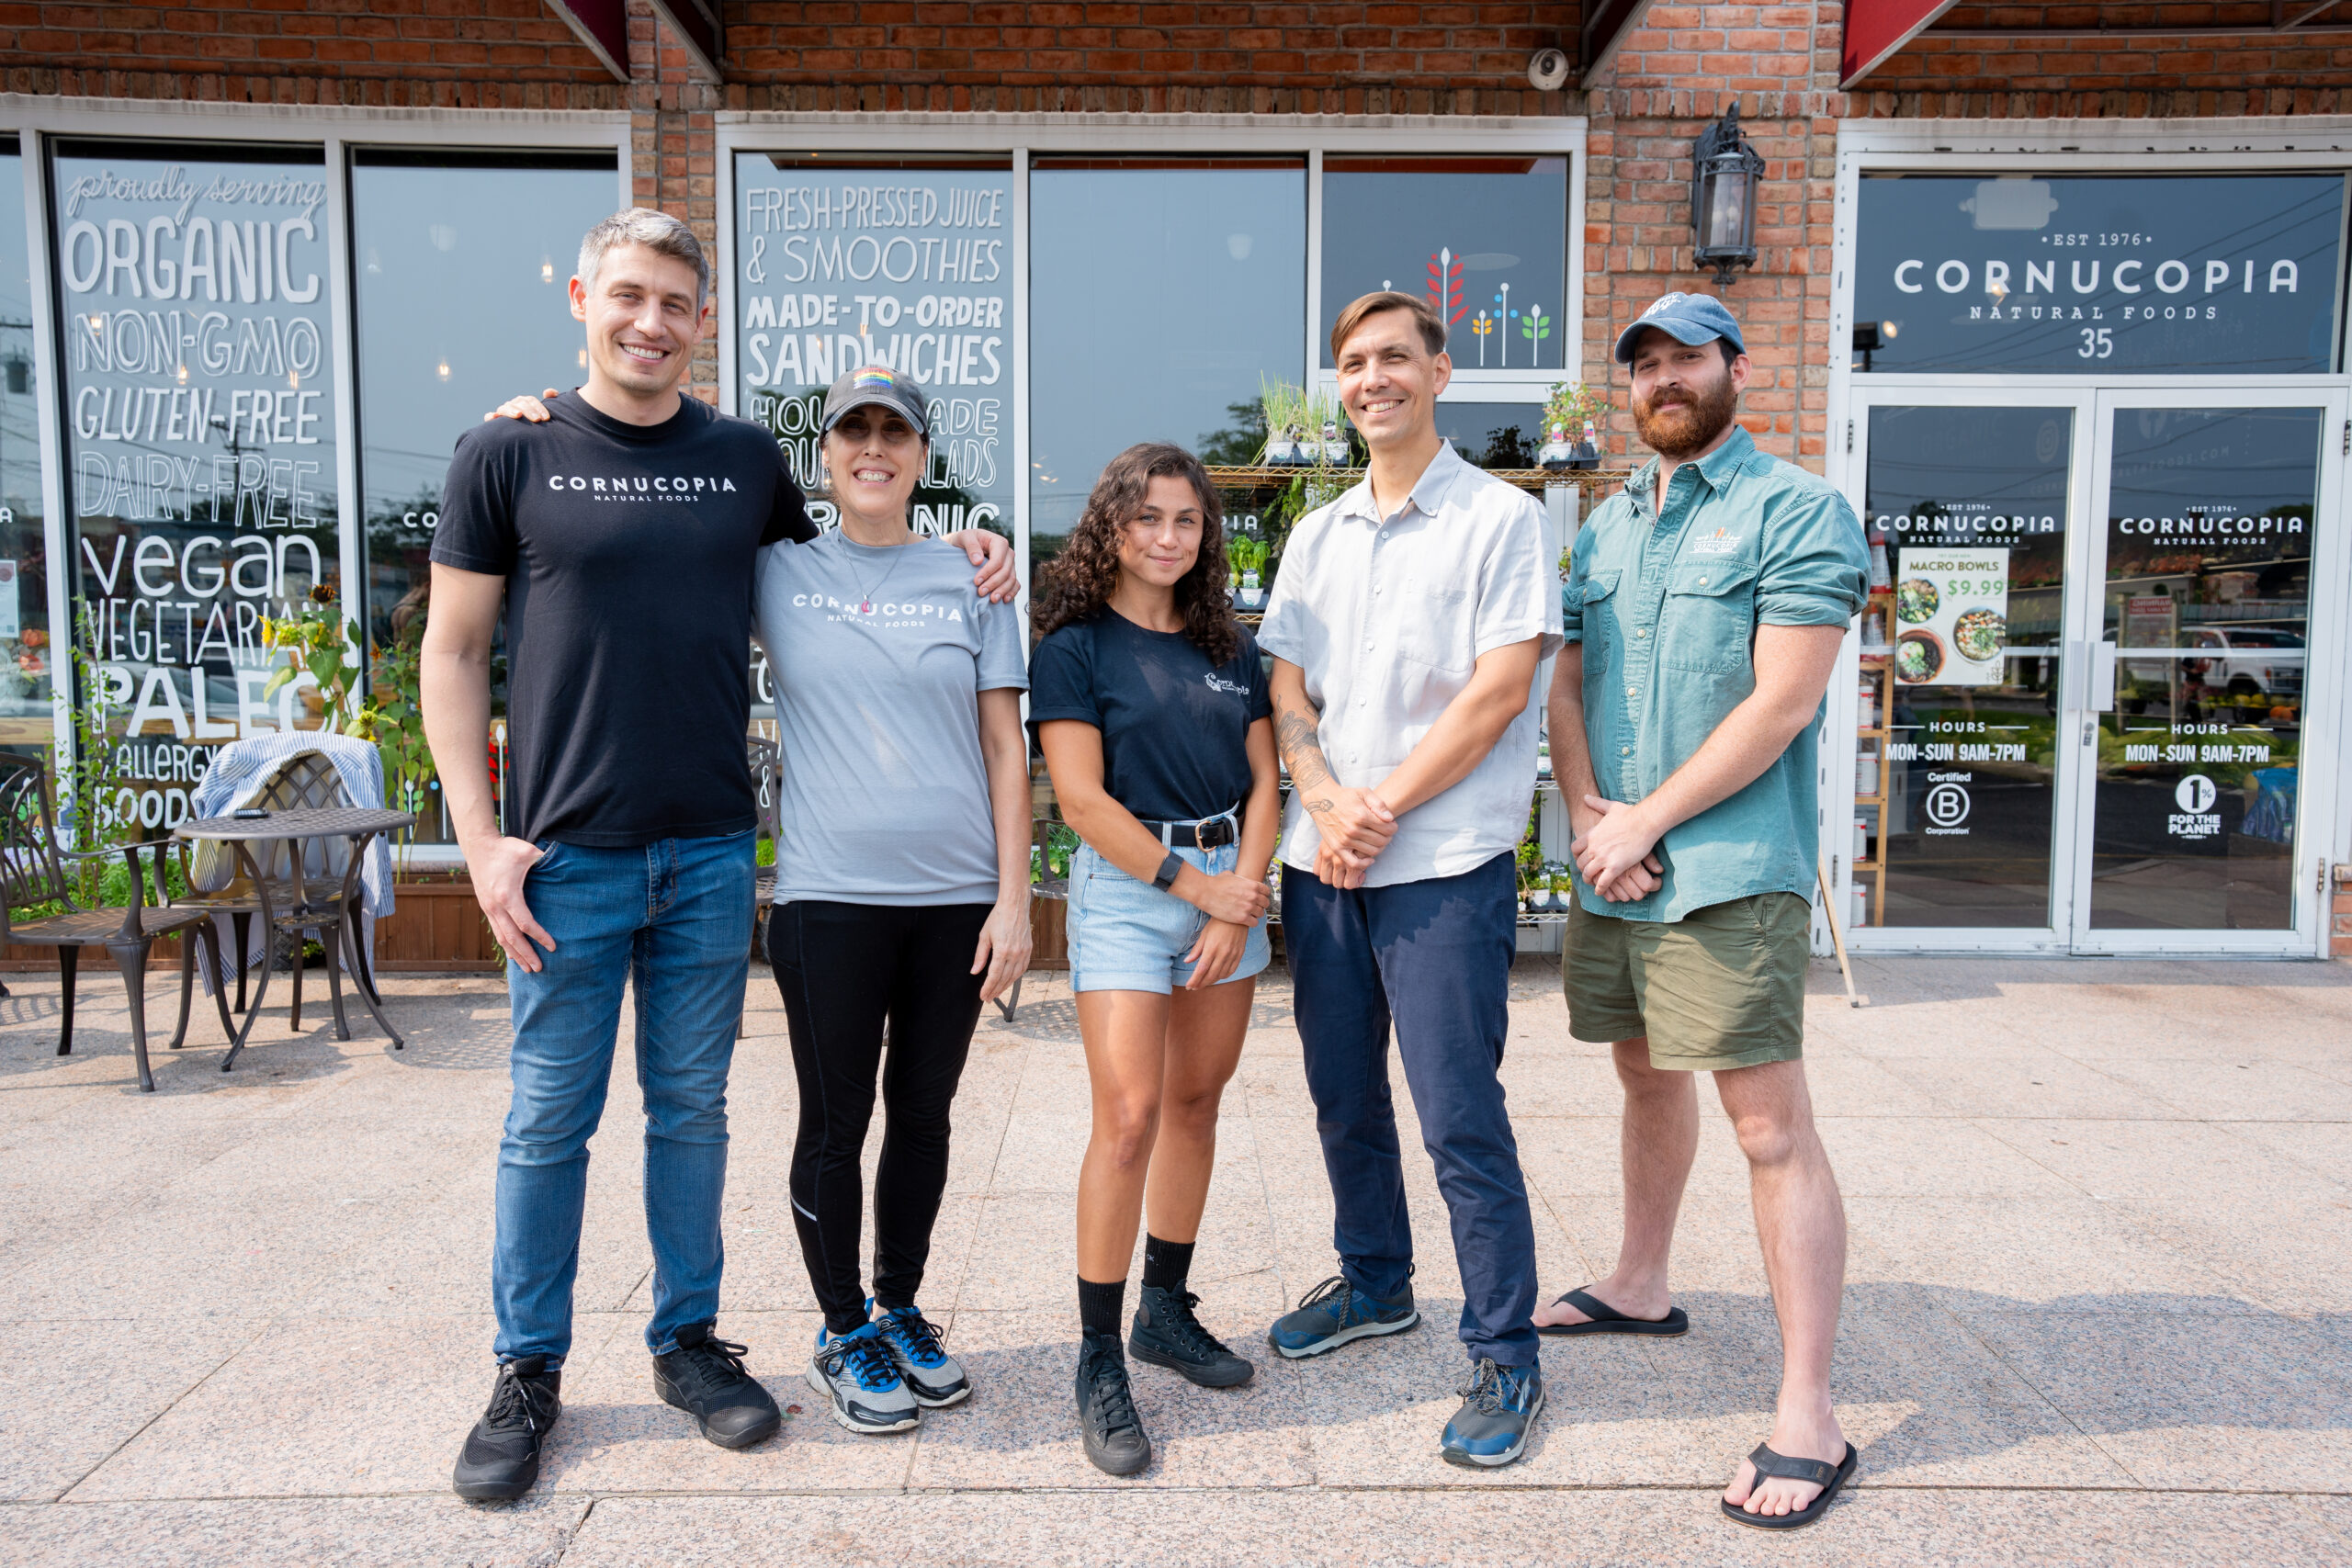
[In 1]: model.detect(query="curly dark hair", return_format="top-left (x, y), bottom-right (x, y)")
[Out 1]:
top-left (1032, 443), bottom-right (1238, 665)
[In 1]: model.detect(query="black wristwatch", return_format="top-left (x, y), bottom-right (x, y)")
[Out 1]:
top-left (1153, 851), bottom-right (1184, 891)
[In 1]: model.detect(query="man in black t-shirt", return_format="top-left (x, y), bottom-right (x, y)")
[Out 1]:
top-left (424, 209), bottom-right (1012, 1500)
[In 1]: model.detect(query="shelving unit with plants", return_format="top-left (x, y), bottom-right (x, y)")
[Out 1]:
top-left (1852, 579), bottom-right (1896, 931)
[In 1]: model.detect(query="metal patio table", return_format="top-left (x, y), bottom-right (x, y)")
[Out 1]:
top-left (173, 807), bottom-right (415, 1071)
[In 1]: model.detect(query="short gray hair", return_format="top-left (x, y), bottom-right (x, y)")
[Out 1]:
top-left (577, 208), bottom-right (711, 308)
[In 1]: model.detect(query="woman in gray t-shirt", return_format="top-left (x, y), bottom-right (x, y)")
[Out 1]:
top-left (749, 367), bottom-right (1031, 1438)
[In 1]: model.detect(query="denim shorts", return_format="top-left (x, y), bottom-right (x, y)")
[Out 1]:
top-left (1067, 840), bottom-right (1272, 995)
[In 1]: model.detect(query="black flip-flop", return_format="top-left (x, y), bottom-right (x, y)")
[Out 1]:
top-left (1535, 1287), bottom-right (1689, 1337)
top-left (1720, 1441), bottom-right (1859, 1530)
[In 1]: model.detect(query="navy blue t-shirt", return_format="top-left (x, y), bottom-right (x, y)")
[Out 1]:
top-left (1028, 611), bottom-right (1271, 822)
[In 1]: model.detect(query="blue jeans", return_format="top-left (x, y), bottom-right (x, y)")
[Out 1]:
top-left (492, 831), bottom-right (756, 1366)
top-left (1283, 851), bottom-right (1537, 1368)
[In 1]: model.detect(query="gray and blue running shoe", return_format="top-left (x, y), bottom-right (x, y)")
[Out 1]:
top-left (1265, 1273), bottom-right (1420, 1359)
top-left (1440, 1358), bottom-right (1544, 1468)
top-left (807, 1322), bottom-right (921, 1435)
top-left (876, 1303), bottom-right (970, 1408)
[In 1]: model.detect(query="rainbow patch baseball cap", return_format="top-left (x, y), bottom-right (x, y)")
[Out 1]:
top-left (820, 362), bottom-right (931, 438)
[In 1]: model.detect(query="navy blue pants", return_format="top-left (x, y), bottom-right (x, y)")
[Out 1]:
top-left (1283, 851), bottom-right (1538, 1368)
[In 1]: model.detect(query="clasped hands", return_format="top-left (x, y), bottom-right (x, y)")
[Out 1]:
top-left (1308, 785), bottom-right (1397, 890)
top-left (1570, 795), bottom-right (1668, 902)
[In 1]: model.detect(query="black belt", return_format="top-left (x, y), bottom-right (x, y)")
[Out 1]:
top-left (1142, 815), bottom-right (1238, 850)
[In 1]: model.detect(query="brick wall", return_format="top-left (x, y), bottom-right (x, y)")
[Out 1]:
top-left (1579, 6), bottom-right (1839, 474)
top-left (1859, 2), bottom-right (2352, 115)
top-left (0, 0), bottom-right (627, 107)
top-left (718, 2), bottom-right (1575, 114)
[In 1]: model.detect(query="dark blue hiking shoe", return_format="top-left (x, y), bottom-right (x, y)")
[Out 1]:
top-left (1440, 1358), bottom-right (1544, 1468)
top-left (1265, 1273), bottom-right (1420, 1359)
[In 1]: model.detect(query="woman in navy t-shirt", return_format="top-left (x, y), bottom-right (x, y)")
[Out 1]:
top-left (1030, 442), bottom-right (1281, 1475)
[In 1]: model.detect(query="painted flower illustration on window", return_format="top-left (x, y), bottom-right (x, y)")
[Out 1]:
top-left (1521, 302), bottom-right (1551, 358)
top-left (1471, 309), bottom-right (1494, 366)
top-left (1493, 283), bottom-right (1513, 367)
top-left (1426, 247), bottom-right (1465, 324)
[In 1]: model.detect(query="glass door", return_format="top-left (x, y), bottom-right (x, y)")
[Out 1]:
top-left (2067, 390), bottom-right (2346, 953)
top-left (1847, 393), bottom-right (2094, 950)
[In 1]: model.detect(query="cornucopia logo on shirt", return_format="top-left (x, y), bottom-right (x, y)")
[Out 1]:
top-left (544, 473), bottom-right (741, 501)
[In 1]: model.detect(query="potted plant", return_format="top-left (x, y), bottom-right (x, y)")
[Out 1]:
top-left (1227, 535), bottom-right (1268, 609)
top-left (1259, 376), bottom-right (1303, 467)
top-left (1539, 382), bottom-right (1608, 471)
top-left (1307, 386), bottom-right (1351, 465)
top-left (1547, 869), bottom-right (1576, 910)
top-left (259, 584), bottom-right (365, 730)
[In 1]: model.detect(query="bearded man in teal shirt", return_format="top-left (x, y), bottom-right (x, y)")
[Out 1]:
top-left (1542, 293), bottom-right (1869, 1532)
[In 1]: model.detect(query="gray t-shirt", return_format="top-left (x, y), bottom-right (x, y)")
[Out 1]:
top-left (752, 533), bottom-right (1028, 906)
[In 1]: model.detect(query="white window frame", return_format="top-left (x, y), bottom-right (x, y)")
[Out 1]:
top-left (714, 112), bottom-right (1588, 602)
top-left (1825, 117), bottom-right (2352, 958)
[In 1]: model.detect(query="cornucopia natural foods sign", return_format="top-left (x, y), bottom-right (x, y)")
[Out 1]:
top-left (1855, 175), bottom-right (2345, 374)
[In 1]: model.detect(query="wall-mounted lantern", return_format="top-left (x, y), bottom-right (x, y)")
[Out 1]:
top-left (1691, 106), bottom-right (1766, 288)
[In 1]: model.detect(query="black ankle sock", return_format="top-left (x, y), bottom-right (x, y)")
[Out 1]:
top-left (1140, 1235), bottom-right (1195, 1292)
top-left (1078, 1275), bottom-right (1126, 1337)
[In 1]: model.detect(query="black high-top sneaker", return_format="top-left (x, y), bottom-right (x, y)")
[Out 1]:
top-left (1075, 1330), bottom-right (1151, 1476)
top-left (452, 1357), bottom-right (562, 1500)
top-left (1130, 1282), bottom-right (1255, 1388)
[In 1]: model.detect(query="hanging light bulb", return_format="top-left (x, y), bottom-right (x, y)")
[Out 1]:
top-left (541, 255), bottom-right (556, 284)
top-left (436, 356), bottom-right (451, 382)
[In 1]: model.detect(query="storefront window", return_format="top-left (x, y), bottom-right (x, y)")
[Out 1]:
top-left (1030, 157), bottom-right (1306, 557)
top-left (1854, 174), bottom-right (2346, 375)
top-left (1321, 157), bottom-right (1570, 373)
top-left (0, 134), bottom-right (51, 747)
top-left (1862, 405), bottom-right (2072, 929)
top-left (2091, 405), bottom-right (2315, 931)
top-left (51, 138), bottom-right (337, 828)
top-left (731, 152), bottom-right (1013, 536)
top-left (351, 149), bottom-right (618, 655)
top-left (1434, 400), bottom-right (1544, 470)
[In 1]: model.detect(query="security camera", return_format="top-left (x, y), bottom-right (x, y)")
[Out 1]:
top-left (1528, 48), bottom-right (1570, 92)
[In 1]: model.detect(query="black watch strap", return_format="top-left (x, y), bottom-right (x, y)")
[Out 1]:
top-left (1153, 851), bottom-right (1184, 890)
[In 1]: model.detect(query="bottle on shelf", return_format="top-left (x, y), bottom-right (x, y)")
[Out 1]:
top-left (1867, 519), bottom-right (1892, 591)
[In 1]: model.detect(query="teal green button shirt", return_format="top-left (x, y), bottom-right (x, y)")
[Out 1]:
top-left (1563, 426), bottom-right (1869, 922)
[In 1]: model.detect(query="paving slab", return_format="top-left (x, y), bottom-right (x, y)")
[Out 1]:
top-left (0, 958), bottom-right (2346, 1565)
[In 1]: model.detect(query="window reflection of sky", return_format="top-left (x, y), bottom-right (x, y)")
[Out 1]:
top-left (353, 160), bottom-right (616, 524)
top-left (1029, 162), bottom-right (1304, 551)
top-left (0, 146), bottom-right (47, 722)
top-left (1321, 158), bottom-right (1569, 372)
top-left (1432, 400), bottom-right (1544, 469)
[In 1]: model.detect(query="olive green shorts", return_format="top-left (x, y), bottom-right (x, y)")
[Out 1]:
top-left (1562, 892), bottom-right (1810, 1072)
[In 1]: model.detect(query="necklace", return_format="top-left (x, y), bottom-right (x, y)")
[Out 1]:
top-left (840, 531), bottom-right (913, 615)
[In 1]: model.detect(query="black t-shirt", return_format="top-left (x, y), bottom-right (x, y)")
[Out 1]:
top-left (1028, 610), bottom-right (1271, 822)
top-left (431, 391), bottom-right (816, 847)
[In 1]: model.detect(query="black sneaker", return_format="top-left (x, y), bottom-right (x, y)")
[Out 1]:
top-left (451, 1356), bottom-right (561, 1500)
top-left (1130, 1282), bottom-right (1255, 1388)
top-left (653, 1323), bottom-right (783, 1450)
top-left (1075, 1330), bottom-right (1151, 1476)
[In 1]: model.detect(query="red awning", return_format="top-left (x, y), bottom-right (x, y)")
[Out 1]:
top-left (1841, 0), bottom-right (1962, 87)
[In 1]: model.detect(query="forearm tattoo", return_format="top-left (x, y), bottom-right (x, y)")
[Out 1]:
top-left (1273, 694), bottom-right (1339, 814)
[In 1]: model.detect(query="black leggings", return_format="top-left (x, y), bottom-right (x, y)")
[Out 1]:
top-left (766, 898), bottom-right (992, 1335)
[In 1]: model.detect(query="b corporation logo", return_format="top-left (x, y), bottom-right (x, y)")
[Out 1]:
top-left (2169, 773), bottom-right (2223, 840)
top-left (1924, 780), bottom-right (1973, 832)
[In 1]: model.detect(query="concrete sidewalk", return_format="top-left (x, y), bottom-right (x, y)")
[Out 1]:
top-left (0, 952), bottom-right (2346, 1566)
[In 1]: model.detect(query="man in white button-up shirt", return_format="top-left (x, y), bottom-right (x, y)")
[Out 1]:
top-left (1258, 291), bottom-right (1562, 1470)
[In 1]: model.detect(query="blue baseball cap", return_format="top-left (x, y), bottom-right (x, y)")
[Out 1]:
top-left (1612, 291), bottom-right (1747, 364)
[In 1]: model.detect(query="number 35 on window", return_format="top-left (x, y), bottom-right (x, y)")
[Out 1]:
top-left (2078, 327), bottom-right (2114, 359)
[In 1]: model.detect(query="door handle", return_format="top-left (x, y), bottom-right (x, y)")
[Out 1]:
top-left (2090, 641), bottom-right (2119, 712)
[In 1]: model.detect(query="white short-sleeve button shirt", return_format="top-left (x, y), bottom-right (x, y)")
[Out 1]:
top-left (1257, 441), bottom-right (1564, 887)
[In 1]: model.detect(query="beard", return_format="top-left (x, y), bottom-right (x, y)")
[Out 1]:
top-left (1632, 362), bottom-right (1739, 457)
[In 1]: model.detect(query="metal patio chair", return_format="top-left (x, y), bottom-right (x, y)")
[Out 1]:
top-left (0, 761), bottom-right (229, 1093)
top-left (175, 749), bottom-right (384, 1032)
